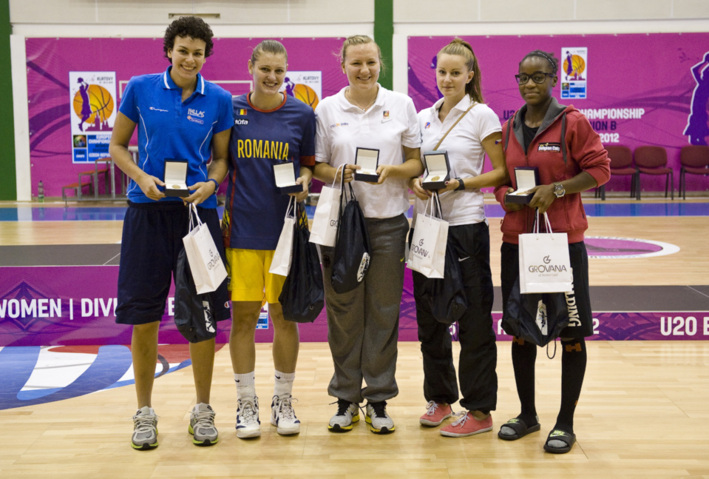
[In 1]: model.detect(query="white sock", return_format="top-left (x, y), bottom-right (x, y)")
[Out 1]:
top-left (273, 370), bottom-right (295, 398)
top-left (235, 372), bottom-right (256, 400)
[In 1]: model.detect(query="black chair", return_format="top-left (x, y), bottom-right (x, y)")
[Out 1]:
top-left (679, 145), bottom-right (709, 200)
top-left (634, 146), bottom-right (673, 200)
top-left (595, 145), bottom-right (639, 200)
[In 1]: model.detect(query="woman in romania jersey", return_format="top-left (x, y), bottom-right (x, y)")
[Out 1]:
top-left (222, 40), bottom-right (316, 439)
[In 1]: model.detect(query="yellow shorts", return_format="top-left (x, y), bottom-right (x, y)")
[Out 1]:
top-left (225, 248), bottom-right (286, 304)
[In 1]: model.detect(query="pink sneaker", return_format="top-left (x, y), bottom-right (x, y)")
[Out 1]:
top-left (440, 411), bottom-right (492, 437)
top-left (419, 401), bottom-right (453, 427)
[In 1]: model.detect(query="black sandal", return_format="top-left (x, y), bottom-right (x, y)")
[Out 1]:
top-left (497, 417), bottom-right (541, 441)
top-left (543, 429), bottom-right (576, 454)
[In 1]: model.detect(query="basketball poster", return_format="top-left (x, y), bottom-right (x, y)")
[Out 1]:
top-left (561, 47), bottom-right (587, 99)
top-left (68, 71), bottom-right (116, 163)
top-left (281, 71), bottom-right (322, 110)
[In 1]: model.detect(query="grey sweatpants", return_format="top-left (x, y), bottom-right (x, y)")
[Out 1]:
top-left (321, 214), bottom-right (409, 404)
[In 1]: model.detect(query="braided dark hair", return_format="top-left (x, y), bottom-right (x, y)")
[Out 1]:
top-left (520, 50), bottom-right (558, 74)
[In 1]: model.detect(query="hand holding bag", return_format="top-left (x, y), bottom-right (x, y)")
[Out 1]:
top-left (407, 192), bottom-right (448, 279)
top-left (279, 201), bottom-right (325, 322)
top-left (269, 196), bottom-right (297, 277)
top-left (182, 203), bottom-right (228, 294)
top-left (518, 210), bottom-right (573, 293)
top-left (309, 164), bottom-right (344, 247)
top-left (331, 175), bottom-right (371, 294)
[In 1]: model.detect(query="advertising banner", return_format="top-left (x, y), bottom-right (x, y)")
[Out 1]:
top-left (408, 33), bottom-right (709, 193)
top-left (26, 37), bottom-right (347, 197)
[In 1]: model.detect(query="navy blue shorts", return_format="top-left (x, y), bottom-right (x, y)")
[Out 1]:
top-left (116, 201), bottom-right (231, 325)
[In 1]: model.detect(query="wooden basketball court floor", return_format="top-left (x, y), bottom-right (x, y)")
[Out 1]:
top-left (1, 196), bottom-right (709, 478)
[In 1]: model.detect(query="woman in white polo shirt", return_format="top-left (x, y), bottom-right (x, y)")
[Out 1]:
top-left (410, 38), bottom-right (508, 438)
top-left (313, 35), bottom-right (422, 435)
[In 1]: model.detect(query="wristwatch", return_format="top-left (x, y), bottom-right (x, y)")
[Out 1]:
top-left (455, 177), bottom-right (465, 191)
top-left (553, 182), bottom-right (566, 198)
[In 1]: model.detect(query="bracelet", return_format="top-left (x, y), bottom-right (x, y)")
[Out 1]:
top-left (207, 178), bottom-right (219, 192)
top-left (455, 177), bottom-right (465, 191)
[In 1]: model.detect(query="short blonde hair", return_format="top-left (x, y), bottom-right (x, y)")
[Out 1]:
top-left (339, 35), bottom-right (385, 73)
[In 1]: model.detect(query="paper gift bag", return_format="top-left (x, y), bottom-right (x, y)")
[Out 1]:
top-left (269, 196), bottom-right (297, 277)
top-left (182, 203), bottom-right (228, 294)
top-left (407, 193), bottom-right (448, 279)
top-left (518, 211), bottom-right (573, 293)
top-left (309, 165), bottom-right (344, 247)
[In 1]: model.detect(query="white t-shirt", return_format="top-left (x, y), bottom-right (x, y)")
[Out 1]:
top-left (414, 95), bottom-right (502, 226)
top-left (315, 85), bottom-right (421, 219)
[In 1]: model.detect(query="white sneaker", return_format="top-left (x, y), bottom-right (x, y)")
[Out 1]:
top-left (131, 406), bottom-right (158, 450)
top-left (366, 401), bottom-right (395, 434)
top-left (271, 395), bottom-right (301, 436)
top-left (236, 397), bottom-right (261, 439)
top-left (328, 398), bottom-right (359, 432)
top-left (189, 403), bottom-right (218, 446)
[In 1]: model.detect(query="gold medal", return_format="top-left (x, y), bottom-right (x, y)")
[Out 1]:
top-left (172, 184), bottom-right (183, 189)
top-left (430, 175), bottom-right (440, 182)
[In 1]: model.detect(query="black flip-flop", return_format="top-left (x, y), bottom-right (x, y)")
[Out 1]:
top-left (543, 429), bottom-right (576, 454)
top-left (497, 417), bottom-right (541, 441)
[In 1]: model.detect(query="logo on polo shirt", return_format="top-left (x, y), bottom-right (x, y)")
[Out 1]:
top-left (329, 122), bottom-right (349, 128)
top-left (538, 142), bottom-right (561, 152)
top-left (234, 119), bottom-right (249, 126)
top-left (187, 108), bottom-right (205, 125)
top-left (149, 106), bottom-right (169, 113)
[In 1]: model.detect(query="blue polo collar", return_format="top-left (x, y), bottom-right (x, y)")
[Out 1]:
top-left (162, 66), bottom-right (206, 95)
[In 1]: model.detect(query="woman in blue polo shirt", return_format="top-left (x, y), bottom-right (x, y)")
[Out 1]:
top-left (109, 16), bottom-right (233, 451)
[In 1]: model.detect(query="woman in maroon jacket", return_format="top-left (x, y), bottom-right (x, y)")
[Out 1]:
top-left (494, 50), bottom-right (610, 454)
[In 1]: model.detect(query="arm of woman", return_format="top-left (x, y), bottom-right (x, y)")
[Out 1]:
top-left (313, 162), bottom-right (357, 184)
top-left (109, 112), bottom-right (165, 201)
top-left (376, 146), bottom-right (423, 183)
top-left (185, 128), bottom-right (231, 205)
top-left (439, 131), bottom-right (510, 194)
top-left (291, 165), bottom-right (313, 202)
top-left (527, 171), bottom-right (597, 214)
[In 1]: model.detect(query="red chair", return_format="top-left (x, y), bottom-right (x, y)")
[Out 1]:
top-left (634, 146), bottom-right (673, 200)
top-left (595, 145), bottom-right (639, 200)
top-left (679, 145), bottom-right (709, 200)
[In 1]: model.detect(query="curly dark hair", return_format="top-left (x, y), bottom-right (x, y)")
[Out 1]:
top-left (163, 16), bottom-right (214, 61)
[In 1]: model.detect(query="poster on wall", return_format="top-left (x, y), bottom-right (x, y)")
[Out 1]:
top-left (282, 71), bottom-right (322, 110)
top-left (69, 71), bottom-right (116, 164)
top-left (560, 47), bottom-right (587, 100)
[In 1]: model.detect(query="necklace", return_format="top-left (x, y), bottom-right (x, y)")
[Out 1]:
top-left (346, 87), bottom-right (377, 111)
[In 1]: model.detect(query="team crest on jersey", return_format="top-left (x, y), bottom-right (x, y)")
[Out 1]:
top-left (238, 109), bottom-right (247, 116)
top-left (425, 122), bottom-right (431, 129)
top-left (538, 142), bottom-right (561, 152)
